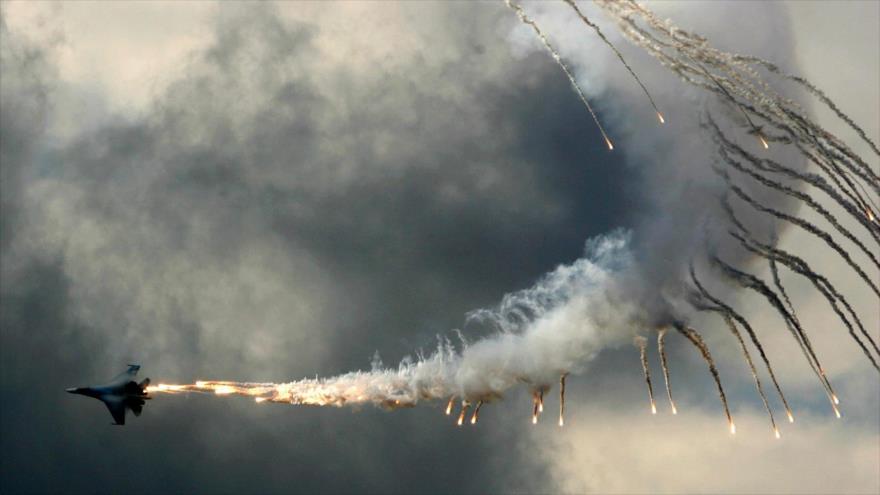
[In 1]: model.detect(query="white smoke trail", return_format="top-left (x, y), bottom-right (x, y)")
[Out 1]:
top-left (504, 0), bottom-right (615, 150)
top-left (150, 232), bottom-right (636, 409)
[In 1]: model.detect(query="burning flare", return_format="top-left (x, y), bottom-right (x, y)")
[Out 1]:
top-left (657, 329), bottom-right (677, 415)
top-left (532, 391), bottom-right (540, 424)
top-left (559, 374), bottom-right (567, 427)
top-left (471, 401), bottom-right (483, 425)
top-left (457, 401), bottom-right (471, 427)
top-left (506, 0), bottom-right (615, 152)
top-left (635, 336), bottom-right (657, 415)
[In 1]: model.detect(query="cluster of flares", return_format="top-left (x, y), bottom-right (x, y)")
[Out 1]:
top-left (148, 0), bottom-right (877, 439)
top-left (595, 0), bottom-right (877, 436)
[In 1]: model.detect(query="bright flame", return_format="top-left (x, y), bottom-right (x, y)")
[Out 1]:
top-left (787, 411), bottom-right (795, 423)
top-left (532, 413), bottom-right (538, 425)
top-left (759, 135), bottom-right (769, 149)
top-left (657, 112), bottom-right (665, 124)
top-left (833, 405), bottom-right (841, 419)
top-left (729, 422), bottom-right (736, 435)
top-left (832, 394), bottom-right (839, 405)
top-left (650, 402), bottom-right (657, 415)
top-left (558, 417), bottom-right (564, 427)
top-left (457, 402), bottom-right (469, 426)
top-left (255, 397), bottom-right (267, 403)
top-left (774, 428), bottom-right (781, 439)
top-left (538, 402), bottom-right (543, 413)
top-left (445, 397), bottom-right (454, 416)
top-left (214, 385), bottom-right (235, 395)
top-left (605, 137), bottom-right (614, 151)
top-left (671, 402), bottom-right (678, 415)
top-left (146, 384), bottom-right (186, 393)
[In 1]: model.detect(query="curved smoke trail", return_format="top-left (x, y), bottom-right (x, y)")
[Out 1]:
top-left (153, 232), bottom-right (638, 413)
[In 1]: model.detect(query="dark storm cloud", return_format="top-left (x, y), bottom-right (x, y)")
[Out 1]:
top-left (0, 12), bottom-right (52, 252)
top-left (1, 3), bottom-right (637, 493)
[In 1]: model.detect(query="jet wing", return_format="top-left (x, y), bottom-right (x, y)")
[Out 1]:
top-left (102, 396), bottom-right (127, 425)
top-left (103, 364), bottom-right (141, 388)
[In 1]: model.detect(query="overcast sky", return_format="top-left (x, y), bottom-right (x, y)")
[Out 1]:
top-left (1, 1), bottom-right (877, 494)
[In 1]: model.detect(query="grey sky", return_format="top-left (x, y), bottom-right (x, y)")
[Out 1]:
top-left (1, 1), bottom-right (877, 494)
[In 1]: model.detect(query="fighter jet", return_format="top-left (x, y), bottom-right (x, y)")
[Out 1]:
top-left (66, 364), bottom-right (151, 425)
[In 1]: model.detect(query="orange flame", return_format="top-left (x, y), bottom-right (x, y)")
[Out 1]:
top-left (470, 401), bottom-right (483, 425)
top-left (457, 401), bottom-right (470, 427)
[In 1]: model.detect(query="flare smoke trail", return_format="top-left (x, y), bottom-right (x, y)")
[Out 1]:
top-left (598, 0), bottom-right (878, 195)
top-left (710, 254), bottom-right (842, 416)
top-left (562, 0), bottom-right (664, 124)
top-left (634, 336), bottom-right (657, 414)
top-left (688, 262), bottom-right (795, 424)
top-left (504, 0), bottom-right (614, 150)
top-left (721, 173), bottom-right (880, 298)
top-left (709, 120), bottom-right (880, 243)
top-left (767, 241), bottom-right (796, 324)
top-left (722, 194), bottom-right (878, 361)
top-left (147, 1), bottom-right (878, 433)
top-left (719, 313), bottom-right (779, 438)
top-left (673, 324), bottom-right (735, 433)
top-left (656, 329), bottom-right (676, 415)
top-left (711, 123), bottom-right (880, 269)
top-left (730, 230), bottom-right (880, 372)
top-left (693, 58), bottom-right (770, 149)
top-left (721, 201), bottom-right (880, 369)
top-left (686, 277), bottom-right (778, 435)
top-left (735, 55), bottom-right (880, 157)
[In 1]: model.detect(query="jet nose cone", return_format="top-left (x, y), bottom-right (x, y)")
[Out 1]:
top-left (66, 387), bottom-right (78, 394)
